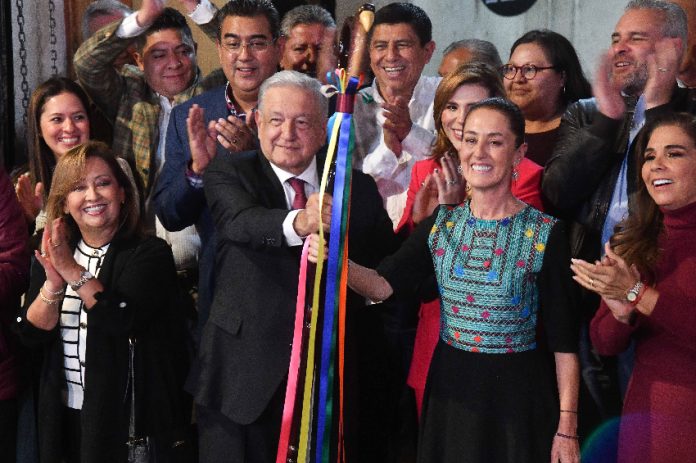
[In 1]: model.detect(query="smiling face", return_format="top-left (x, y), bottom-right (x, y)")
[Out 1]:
top-left (218, 15), bottom-right (280, 103)
top-left (440, 83), bottom-right (490, 148)
top-left (642, 124), bottom-right (696, 210)
top-left (135, 28), bottom-right (196, 100)
top-left (255, 85), bottom-right (326, 175)
top-left (39, 92), bottom-right (90, 159)
top-left (280, 23), bottom-right (335, 78)
top-left (459, 107), bottom-right (524, 194)
top-left (504, 42), bottom-right (565, 119)
top-left (611, 8), bottom-right (665, 95)
top-left (369, 23), bottom-right (435, 100)
top-left (64, 156), bottom-right (125, 240)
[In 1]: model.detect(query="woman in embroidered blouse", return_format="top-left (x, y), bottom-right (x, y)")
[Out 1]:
top-left (571, 113), bottom-right (696, 463)
top-left (395, 61), bottom-right (545, 418)
top-left (20, 142), bottom-right (188, 463)
top-left (339, 98), bottom-right (580, 462)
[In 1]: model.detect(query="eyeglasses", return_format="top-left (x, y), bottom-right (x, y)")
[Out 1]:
top-left (220, 38), bottom-right (274, 54)
top-left (501, 64), bottom-right (557, 80)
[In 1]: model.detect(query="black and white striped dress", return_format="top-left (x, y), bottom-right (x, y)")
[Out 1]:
top-left (60, 240), bottom-right (109, 410)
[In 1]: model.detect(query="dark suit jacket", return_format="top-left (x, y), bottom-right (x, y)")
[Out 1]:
top-left (191, 149), bottom-right (397, 425)
top-left (152, 85), bottom-right (230, 341)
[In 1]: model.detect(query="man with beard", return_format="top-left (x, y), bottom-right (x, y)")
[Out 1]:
top-left (542, 0), bottom-right (695, 442)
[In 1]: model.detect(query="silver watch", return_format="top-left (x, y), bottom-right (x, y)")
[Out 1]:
top-left (626, 281), bottom-right (644, 304)
top-left (69, 269), bottom-right (94, 291)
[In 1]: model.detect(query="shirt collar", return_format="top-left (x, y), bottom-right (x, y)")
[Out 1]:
top-left (269, 157), bottom-right (319, 190)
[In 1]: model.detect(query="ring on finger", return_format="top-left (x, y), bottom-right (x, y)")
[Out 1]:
top-left (50, 239), bottom-right (61, 248)
top-left (589, 277), bottom-right (595, 287)
top-left (657, 67), bottom-right (668, 73)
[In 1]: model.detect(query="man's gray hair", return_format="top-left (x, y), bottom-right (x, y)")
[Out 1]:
top-left (625, 0), bottom-right (687, 50)
top-left (258, 71), bottom-right (328, 117)
top-left (280, 5), bottom-right (336, 38)
top-left (82, 0), bottom-right (132, 40)
top-left (442, 39), bottom-right (503, 70)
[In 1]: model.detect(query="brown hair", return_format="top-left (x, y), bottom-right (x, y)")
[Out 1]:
top-left (46, 141), bottom-right (141, 242)
top-left (26, 77), bottom-right (92, 199)
top-left (431, 62), bottom-right (505, 161)
top-left (610, 112), bottom-right (696, 280)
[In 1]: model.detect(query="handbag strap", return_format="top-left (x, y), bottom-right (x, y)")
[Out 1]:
top-left (127, 337), bottom-right (142, 445)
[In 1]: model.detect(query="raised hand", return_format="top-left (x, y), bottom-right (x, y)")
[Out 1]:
top-left (214, 114), bottom-right (257, 153)
top-left (381, 95), bottom-right (412, 142)
top-left (432, 155), bottom-right (466, 205)
top-left (594, 49), bottom-right (626, 120)
top-left (180, 0), bottom-right (201, 14)
top-left (644, 37), bottom-right (682, 109)
top-left (35, 226), bottom-right (65, 291)
top-left (411, 173), bottom-right (439, 224)
top-left (187, 104), bottom-right (218, 175)
top-left (45, 217), bottom-right (80, 281)
top-left (570, 242), bottom-right (640, 300)
top-left (15, 173), bottom-right (43, 222)
top-left (136, 0), bottom-right (166, 28)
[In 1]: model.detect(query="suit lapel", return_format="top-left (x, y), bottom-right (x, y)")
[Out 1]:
top-left (257, 152), bottom-right (288, 210)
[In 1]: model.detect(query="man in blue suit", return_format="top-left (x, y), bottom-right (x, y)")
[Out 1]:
top-left (153, 0), bottom-right (281, 339)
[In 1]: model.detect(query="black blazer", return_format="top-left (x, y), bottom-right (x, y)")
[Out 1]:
top-left (192, 149), bottom-right (397, 425)
top-left (19, 235), bottom-right (191, 463)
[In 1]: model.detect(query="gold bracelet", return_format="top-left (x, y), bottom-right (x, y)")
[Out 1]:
top-left (39, 287), bottom-right (63, 305)
top-left (42, 282), bottom-right (65, 297)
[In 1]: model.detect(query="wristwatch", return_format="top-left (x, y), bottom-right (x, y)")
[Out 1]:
top-left (69, 269), bottom-right (94, 291)
top-left (626, 281), bottom-right (644, 304)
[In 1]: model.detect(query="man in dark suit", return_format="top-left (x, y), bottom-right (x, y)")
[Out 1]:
top-left (153, 0), bottom-right (281, 339)
top-left (191, 70), bottom-right (396, 461)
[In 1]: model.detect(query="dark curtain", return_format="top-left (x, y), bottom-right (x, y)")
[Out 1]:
top-left (0, 0), bottom-right (14, 170)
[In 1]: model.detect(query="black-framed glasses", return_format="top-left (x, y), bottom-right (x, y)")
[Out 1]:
top-left (501, 64), bottom-right (557, 80)
top-left (220, 38), bottom-right (274, 54)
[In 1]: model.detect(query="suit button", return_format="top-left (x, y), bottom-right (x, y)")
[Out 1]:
top-left (79, 322), bottom-right (87, 329)
top-left (80, 360), bottom-right (86, 367)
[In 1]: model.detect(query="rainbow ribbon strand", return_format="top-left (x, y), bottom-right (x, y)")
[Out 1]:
top-left (276, 69), bottom-right (363, 463)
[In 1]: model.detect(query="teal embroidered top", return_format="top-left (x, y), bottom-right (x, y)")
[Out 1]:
top-left (428, 202), bottom-right (557, 354)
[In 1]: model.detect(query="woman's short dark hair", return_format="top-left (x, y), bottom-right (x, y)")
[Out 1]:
top-left (465, 97), bottom-right (526, 148)
top-left (46, 141), bottom-right (141, 242)
top-left (27, 77), bottom-right (92, 200)
top-left (509, 29), bottom-right (591, 106)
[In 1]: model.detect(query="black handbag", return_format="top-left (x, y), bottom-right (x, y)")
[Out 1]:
top-left (126, 337), bottom-right (151, 463)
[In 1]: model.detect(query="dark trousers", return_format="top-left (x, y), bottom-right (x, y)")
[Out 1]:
top-left (196, 383), bottom-right (285, 463)
top-left (0, 398), bottom-right (17, 463)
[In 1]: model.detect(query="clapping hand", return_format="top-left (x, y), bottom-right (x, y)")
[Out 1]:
top-left (187, 104), bottom-right (218, 175)
top-left (15, 173), bottom-right (43, 222)
top-left (431, 155), bottom-right (466, 205)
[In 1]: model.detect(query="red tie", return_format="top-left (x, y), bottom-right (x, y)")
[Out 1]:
top-left (287, 177), bottom-right (307, 210)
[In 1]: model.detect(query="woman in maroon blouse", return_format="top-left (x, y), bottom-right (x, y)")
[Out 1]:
top-left (571, 112), bottom-right (696, 463)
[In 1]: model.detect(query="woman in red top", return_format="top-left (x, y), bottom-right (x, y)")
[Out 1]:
top-left (571, 113), bottom-right (696, 463)
top-left (397, 63), bottom-right (544, 415)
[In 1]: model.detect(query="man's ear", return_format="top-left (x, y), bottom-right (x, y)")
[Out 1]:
top-left (133, 49), bottom-right (145, 71)
top-left (423, 40), bottom-right (436, 64)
